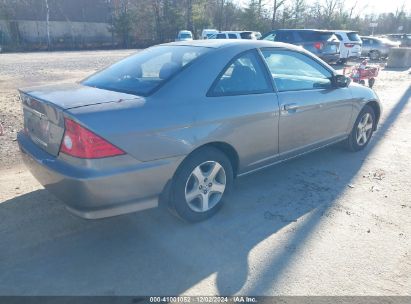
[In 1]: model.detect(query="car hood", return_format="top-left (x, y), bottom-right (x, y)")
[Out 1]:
top-left (19, 83), bottom-right (140, 110)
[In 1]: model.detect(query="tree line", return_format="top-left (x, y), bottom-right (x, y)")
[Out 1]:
top-left (112, 0), bottom-right (411, 46)
top-left (0, 0), bottom-right (410, 50)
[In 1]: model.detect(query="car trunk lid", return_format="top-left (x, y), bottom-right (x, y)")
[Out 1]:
top-left (19, 83), bottom-right (139, 156)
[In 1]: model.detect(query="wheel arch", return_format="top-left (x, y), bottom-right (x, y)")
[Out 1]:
top-left (365, 100), bottom-right (381, 130)
top-left (192, 141), bottom-right (240, 178)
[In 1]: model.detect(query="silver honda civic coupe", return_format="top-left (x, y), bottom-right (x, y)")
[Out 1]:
top-left (18, 40), bottom-right (381, 222)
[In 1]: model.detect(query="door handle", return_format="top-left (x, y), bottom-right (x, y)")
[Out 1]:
top-left (283, 103), bottom-right (299, 112)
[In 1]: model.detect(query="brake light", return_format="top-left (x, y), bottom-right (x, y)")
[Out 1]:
top-left (60, 118), bottom-right (125, 159)
top-left (344, 43), bottom-right (355, 48)
top-left (314, 42), bottom-right (324, 49)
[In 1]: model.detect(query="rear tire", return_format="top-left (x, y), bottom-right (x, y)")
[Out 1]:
top-left (170, 147), bottom-right (233, 222)
top-left (345, 105), bottom-right (376, 152)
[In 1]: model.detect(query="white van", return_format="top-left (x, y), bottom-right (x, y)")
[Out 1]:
top-left (201, 29), bottom-right (218, 39)
top-left (208, 31), bottom-right (261, 40)
top-left (176, 30), bottom-right (193, 41)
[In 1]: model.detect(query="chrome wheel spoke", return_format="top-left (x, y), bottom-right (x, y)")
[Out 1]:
top-left (363, 113), bottom-right (370, 124)
top-left (208, 162), bottom-right (222, 181)
top-left (211, 182), bottom-right (225, 194)
top-left (191, 166), bottom-right (205, 182)
top-left (186, 189), bottom-right (201, 203)
top-left (201, 193), bottom-right (209, 211)
top-left (356, 112), bottom-right (373, 146)
top-left (362, 132), bottom-right (368, 143)
top-left (357, 121), bottom-right (364, 129)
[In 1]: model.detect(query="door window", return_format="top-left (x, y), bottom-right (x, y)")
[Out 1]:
top-left (210, 51), bottom-right (272, 96)
top-left (335, 34), bottom-right (343, 41)
top-left (216, 33), bottom-right (227, 39)
top-left (261, 49), bottom-right (333, 92)
top-left (362, 38), bottom-right (370, 45)
top-left (263, 32), bottom-right (276, 41)
top-left (228, 33), bottom-right (238, 39)
top-left (275, 31), bottom-right (295, 43)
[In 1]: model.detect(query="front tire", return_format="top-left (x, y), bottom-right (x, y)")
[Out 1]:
top-left (170, 147), bottom-right (234, 222)
top-left (345, 105), bottom-right (376, 152)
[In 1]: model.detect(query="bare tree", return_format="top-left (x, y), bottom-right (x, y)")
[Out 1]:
top-left (271, 0), bottom-right (285, 29)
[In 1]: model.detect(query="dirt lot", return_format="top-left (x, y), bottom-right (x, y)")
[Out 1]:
top-left (0, 50), bottom-right (410, 295)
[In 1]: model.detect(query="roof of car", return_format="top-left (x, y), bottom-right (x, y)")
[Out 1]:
top-left (162, 39), bottom-right (301, 50)
top-left (333, 30), bottom-right (358, 33)
top-left (218, 31), bottom-right (253, 33)
top-left (361, 36), bottom-right (380, 39)
top-left (271, 29), bottom-right (334, 32)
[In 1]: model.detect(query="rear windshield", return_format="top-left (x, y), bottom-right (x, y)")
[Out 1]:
top-left (179, 33), bottom-right (192, 39)
top-left (347, 32), bottom-right (361, 41)
top-left (298, 31), bottom-right (335, 41)
top-left (82, 46), bottom-right (208, 96)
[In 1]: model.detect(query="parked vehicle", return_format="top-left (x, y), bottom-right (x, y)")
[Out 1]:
top-left (201, 29), bottom-right (218, 39)
top-left (333, 31), bottom-right (362, 62)
top-left (261, 29), bottom-right (340, 64)
top-left (360, 36), bottom-right (400, 60)
top-left (176, 30), bottom-right (193, 41)
top-left (208, 31), bottom-right (261, 40)
top-left (18, 40), bottom-right (381, 222)
top-left (385, 34), bottom-right (411, 47)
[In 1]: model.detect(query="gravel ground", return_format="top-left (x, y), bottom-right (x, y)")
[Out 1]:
top-left (0, 50), bottom-right (410, 296)
top-left (0, 49), bottom-right (136, 169)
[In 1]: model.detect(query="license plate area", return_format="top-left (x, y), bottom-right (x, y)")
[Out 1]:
top-left (24, 107), bottom-right (50, 148)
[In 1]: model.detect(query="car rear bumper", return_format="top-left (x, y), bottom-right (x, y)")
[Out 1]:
top-left (18, 132), bottom-right (182, 219)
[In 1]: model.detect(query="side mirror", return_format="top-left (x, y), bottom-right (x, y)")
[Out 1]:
top-left (334, 74), bottom-right (351, 88)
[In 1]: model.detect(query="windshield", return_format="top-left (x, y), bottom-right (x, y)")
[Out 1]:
top-left (347, 32), bottom-right (361, 41)
top-left (298, 31), bottom-right (335, 41)
top-left (82, 46), bottom-right (208, 96)
top-left (179, 33), bottom-right (192, 39)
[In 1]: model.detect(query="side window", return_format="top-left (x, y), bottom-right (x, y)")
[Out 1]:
top-left (216, 33), bottom-right (226, 39)
top-left (240, 32), bottom-right (252, 39)
top-left (261, 49), bottom-right (333, 92)
top-left (263, 32), bottom-right (276, 41)
top-left (211, 51), bottom-right (271, 96)
top-left (228, 33), bottom-right (237, 39)
top-left (335, 34), bottom-right (343, 41)
top-left (275, 31), bottom-right (294, 43)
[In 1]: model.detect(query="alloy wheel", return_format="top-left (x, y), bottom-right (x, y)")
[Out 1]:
top-left (184, 161), bottom-right (226, 212)
top-left (356, 112), bottom-right (374, 146)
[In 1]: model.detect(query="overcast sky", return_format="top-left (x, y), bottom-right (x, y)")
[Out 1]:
top-left (237, 0), bottom-right (410, 16)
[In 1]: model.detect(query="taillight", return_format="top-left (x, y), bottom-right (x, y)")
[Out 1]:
top-left (60, 118), bottom-right (125, 159)
top-left (344, 43), bottom-right (355, 48)
top-left (314, 42), bottom-right (324, 50)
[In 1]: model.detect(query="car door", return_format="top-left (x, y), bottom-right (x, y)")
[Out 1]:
top-left (260, 48), bottom-right (353, 155)
top-left (207, 49), bottom-right (280, 171)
